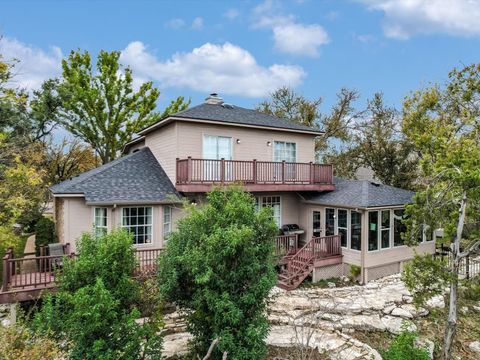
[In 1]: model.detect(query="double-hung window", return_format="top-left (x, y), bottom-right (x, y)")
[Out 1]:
top-left (94, 208), bottom-right (107, 237)
top-left (350, 211), bottom-right (362, 250)
top-left (163, 206), bottom-right (172, 239)
top-left (122, 207), bottom-right (153, 245)
top-left (381, 210), bottom-right (391, 249)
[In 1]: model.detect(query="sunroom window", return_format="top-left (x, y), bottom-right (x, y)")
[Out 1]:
top-left (381, 210), bottom-right (391, 249)
top-left (393, 209), bottom-right (406, 246)
top-left (122, 207), bottom-right (153, 245)
top-left (351, 211), bottom-right (362, 250)
top-left (368, 211), bottom-right (379, 251)
top-left (338, 209), bottom-right (348, 247)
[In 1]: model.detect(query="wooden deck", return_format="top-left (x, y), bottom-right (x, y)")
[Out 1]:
top-left (0, 247), bottom-right (164, 304)
top-left (176, 158), bottom-right (335, 192)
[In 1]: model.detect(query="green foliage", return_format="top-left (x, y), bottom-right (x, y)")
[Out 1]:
top-left (158, 186), bottom-right (278, 359)
top-left (54, 49), bottom-right (189, 164)
top-left (380, 328), bottom-right (430, 360)
top-left (402, 254), bottom-right (451, 307)
top-left (34, 217), bottom-right (56, 255)
top-left (460, 277), bottom-right (480, 301)
top-left (349, 264), bottom-right (361, 279)
top-left (33, 230), bottom-right (163, 359)
top-left (0, 322), bottom-right (65, 359)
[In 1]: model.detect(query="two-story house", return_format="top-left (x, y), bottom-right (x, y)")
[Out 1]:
top-left (50, 94), bottom-right (435, 289)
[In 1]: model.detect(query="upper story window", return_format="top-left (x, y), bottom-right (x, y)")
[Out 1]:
top-left (122, 207), bottom-right (153, 245)
top-left (203, 135), bottom-right (232, 160)
top-left (274, 141), bottom-right (296, 162)
top-left (94, 207), bottom-right (107, 237)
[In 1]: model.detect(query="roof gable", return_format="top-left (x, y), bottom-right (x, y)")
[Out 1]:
top-left (50, 148), bottom-right (181, 204)
top-left (139, 103), bottom-right (323, 136)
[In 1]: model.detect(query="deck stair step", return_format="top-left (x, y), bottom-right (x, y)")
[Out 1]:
top-left (277, 235), bottom-right (341, 291)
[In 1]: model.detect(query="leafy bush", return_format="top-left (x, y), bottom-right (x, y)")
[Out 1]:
top-left (461, 276), bottom-right (480, 301)
top-left (34, 216), bottom-right (56, 255)
top-left (0, 322), bottom-right (65, 359)
top-left (0, 225), bottom-right (21, 278)
top-left (33, 230), bottom-right (163, 359)
top-left (381, 329), bottom-right (430, 360)
top-left (349, 264), bottom-right (361, 279)
top-left (402, 253), bottom-right (452, 307)
top-left (158, 186), bottom-right (278, 359)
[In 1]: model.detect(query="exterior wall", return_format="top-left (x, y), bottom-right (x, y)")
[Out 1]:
top-left (54, 197), bottom-right (65, 244)
top-left (126, 140), bottom-right (146, 154)
top-left (143, 120), bottom-right (317, 184)
top-left (56, 197), bottom-right (185, 252)
top-left (144, 122), bottom-right (178, 183)
top-left (175, 121), bottom-right (316, 163)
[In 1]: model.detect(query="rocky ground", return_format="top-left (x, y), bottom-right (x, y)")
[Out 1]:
top-left (162, 275), bottom-right (445, 359)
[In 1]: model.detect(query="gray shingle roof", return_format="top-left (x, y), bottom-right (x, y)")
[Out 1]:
top-left (301, 178), bottom-right (414, 208)
top-left (141, 103), bottom-right (323, 135)
top-left (50, 148), bottom-right (181, 204)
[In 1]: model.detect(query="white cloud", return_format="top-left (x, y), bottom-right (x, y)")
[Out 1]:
top-left (192, 17), bottom-right (204, 30)
top-left (120, 41), bottom-right (305, 98)
top-left (273, 23), bottom-right (329, 56)
top-left (358, 0), bottom-right (480, 39)
top-left (252, 0), bottom-right (329, 57)
top-left (224, 8), bottom-right (240, 20)
top-left (0, 37), bottom-right (62, 90)
top-left (165, 18), bottom-right (186, 29)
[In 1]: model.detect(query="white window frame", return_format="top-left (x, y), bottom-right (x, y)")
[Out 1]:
top-left (163, 205), bottom-right (172, 240)
top-left (273, 141), bottom-right (297, 162)
top-left (337, 208), bottom-right (349, 248)
top-left (121, 206), bottom-right (153, 245)
top-left (380, 210), bottom-right (392, 249)
top-left (93, 207), bottom-right (108, 237)
top-left (256, 195), bottom-right (282, 228)
top-left (350, 210), bottom-right (362, 251)
top-left (202, 134), bottom-right (233, 160)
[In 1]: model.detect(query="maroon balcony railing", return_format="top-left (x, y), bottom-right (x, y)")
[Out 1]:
top-left (176, 158), bottom-right (333, 190)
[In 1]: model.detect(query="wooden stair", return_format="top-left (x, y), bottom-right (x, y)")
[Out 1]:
top-left (277, 235), bottom-right (342, 290)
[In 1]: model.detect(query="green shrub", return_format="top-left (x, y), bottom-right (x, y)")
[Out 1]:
top-left (33, 230), bottom-right (163, 359)
top-left (381, 328), bottom-right (430, 360)
top-left (158, 186), bottom-right (278, 359)
top-left (0, 322), bottom-right (65, 359)
top-left (349, 264), bottom-right (361, 279)
top-left (34, 217), bottom-right (56, 255)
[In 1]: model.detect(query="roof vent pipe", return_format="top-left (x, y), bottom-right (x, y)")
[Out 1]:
top-left (205, 93), bottom-right (224, 105)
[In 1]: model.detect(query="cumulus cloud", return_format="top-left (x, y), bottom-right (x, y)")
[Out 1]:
top-left (120, 41), bottom-right (305, 98)
top-left (192, 17), bottom-right (204, 30)
top-left (165, 18), bottom-right (186, 29)
top-left (358, 0), bottom-right (480, 39)
top-left (273, 23), bottom-right (329, 56)
top-left (0, 37), bottom-right (62, 90)
top-left (252, 0), bottom-right (329, 56)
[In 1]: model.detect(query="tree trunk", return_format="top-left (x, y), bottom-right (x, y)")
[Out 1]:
top-left (442, 192), bottom-right (467, 360)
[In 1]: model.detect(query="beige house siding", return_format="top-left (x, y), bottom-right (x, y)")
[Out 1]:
top-left (56, 197), bottom-right (182, 252)
top-left (175, 121), bottom-right (316, 163)
top-left (144, 122), bottom-right (178, 183)
top-left (126, 140), bottom-right (146, 154)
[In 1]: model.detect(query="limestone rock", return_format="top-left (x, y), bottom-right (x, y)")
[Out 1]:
top-left (381, 315), bottom-right (416, 334)
top-left (382, 304), bottom-right (396, 315)
top-left (468, 341), bottom-right (480, 354)
top-left (162, 332), bottom-right (193, 358)
top-left (426, 295), bottom-right (445, 309)
top-left (391, 307), bottom-right (414, 319)
top-left (415, 338), bottom-right (435, 360)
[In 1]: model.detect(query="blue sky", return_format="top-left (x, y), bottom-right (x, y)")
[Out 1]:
top-left (1, 0), bottom-right (479, 112)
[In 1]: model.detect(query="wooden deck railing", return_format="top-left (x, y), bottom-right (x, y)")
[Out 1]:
top-left (176, 158), bottom-right (334, 185)
top-left (274, 234), bottom-right (299, 257)
top-left (1, 246), bottom-right (164, 292)
top-left (286, 235), bottom-right (341, 274)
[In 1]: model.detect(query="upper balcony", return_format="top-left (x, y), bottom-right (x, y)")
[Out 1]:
top-left (175, 157), bottom-right (335, 192)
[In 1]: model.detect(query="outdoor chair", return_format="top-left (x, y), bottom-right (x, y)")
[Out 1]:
top-left (48, 243), bottom-right (67, 269)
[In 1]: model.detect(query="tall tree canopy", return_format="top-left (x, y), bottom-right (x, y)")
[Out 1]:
top-left (402, 63), bottom-right (480, 360)
top-left (54, 50), bottom-right (189, 164)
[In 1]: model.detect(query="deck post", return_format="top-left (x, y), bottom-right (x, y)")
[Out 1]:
top-left (309, 162), bottom-right (314, 184)
top-left (253, 159), bottom-right (257, 184)
top-left (175, 158), bottom-right (180, 184)
top-left (2, 249), bottom-right (12, 291)
top-left (220, 158), bottom-right (225, 183)
top-left (281, 160), bottom-right (285, 183)
top-left (187, 157), bottom-right (192, 183)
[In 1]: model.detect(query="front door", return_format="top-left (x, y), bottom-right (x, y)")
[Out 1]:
top-left (203, 135), bottom-right (232, 180)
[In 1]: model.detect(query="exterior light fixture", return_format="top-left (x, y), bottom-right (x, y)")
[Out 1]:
top-left (236, 139), bottom-right (241, 144)
top-left (267, 141), bottom-right (272, 146)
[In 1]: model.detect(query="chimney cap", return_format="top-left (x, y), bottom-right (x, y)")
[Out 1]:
top-left (205, 93), bottom-right (224, 105)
